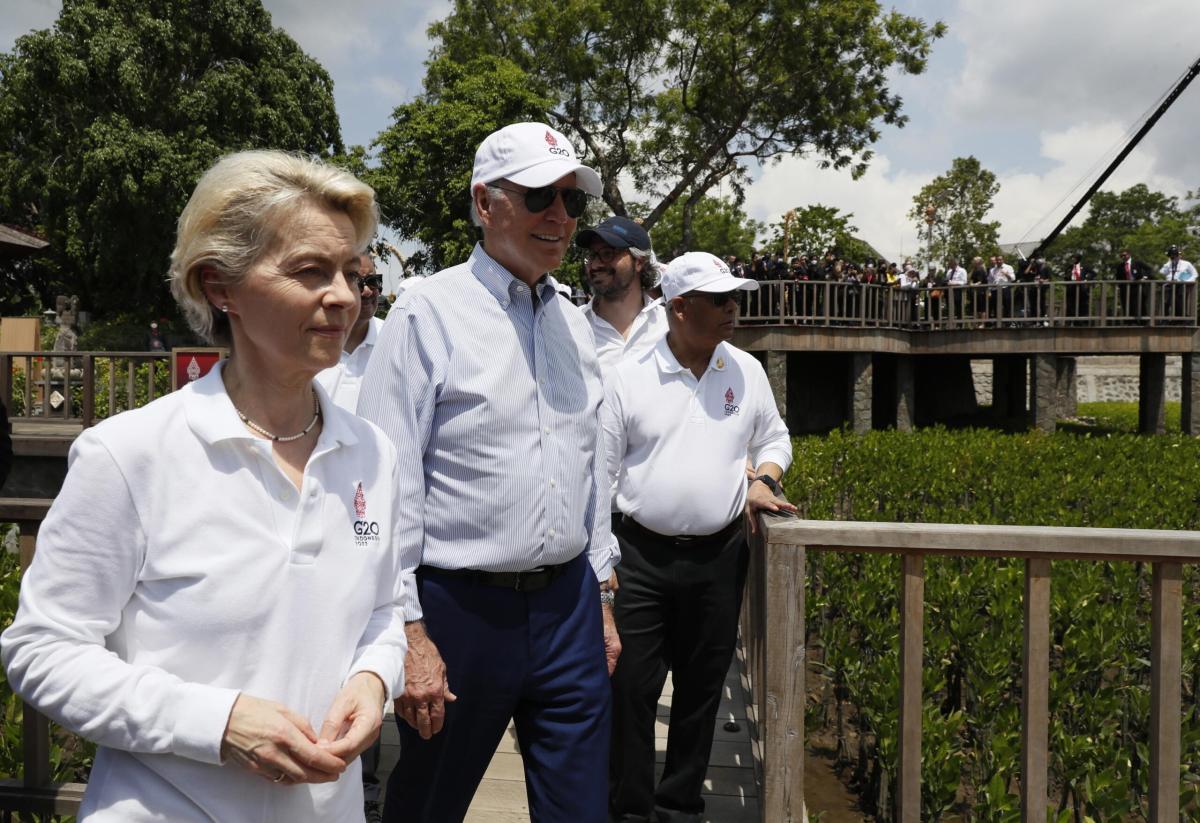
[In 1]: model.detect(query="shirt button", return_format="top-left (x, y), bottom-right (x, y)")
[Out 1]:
top-left (309, 488), bottom-right (319, 499)
top-left (278, 489), bottom-right (291, 502)
top-left (548, 528), bottom-right (556, 538)
top-left (543, 426), bottom-right (551, 434)
top-left (549, 479), bottom-right (557, 488)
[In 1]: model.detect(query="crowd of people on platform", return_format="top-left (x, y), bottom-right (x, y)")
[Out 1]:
top-left (720, 245), bottom-right (1198, 325)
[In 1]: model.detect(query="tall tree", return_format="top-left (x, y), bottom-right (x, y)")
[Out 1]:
top-left (908, 156), bottom-right (1000, 265)
top-left (378, 0), bottom-right (943, 259)
top-left (1043, 184), bottom-right (1200, 272)
top-left (0, 0), bottom-right (342, 317)
top-left (372, 54), bottom-right (551, 274)
top-left (646, 196), bottom-right (763, 262)
top-left (762, 205), bottom-right (876, 260)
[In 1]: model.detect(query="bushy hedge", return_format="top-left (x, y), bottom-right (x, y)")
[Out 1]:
top-left (783, 428), bottom-right (1200, 821)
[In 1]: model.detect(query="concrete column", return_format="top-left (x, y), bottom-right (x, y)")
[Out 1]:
top-left (766, 351), bottom-right (788, 425)
top-left (1030, 354), bottom-right (1058, 433)
top-left (1182, 353), bottom-right (1200, 435)
top-left (896, 356), bottom-right (915, 432)
top-left (1139, 353), bottom-right (1167, 435)
top-left (848, 353), bottom-right (872, 433)
top-left (1055, 356), bottom-right (1078, 419)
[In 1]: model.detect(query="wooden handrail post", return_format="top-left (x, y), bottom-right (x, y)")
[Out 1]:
top-left (1021, 558), bottom-right (1050, 821)
top-left (16, 519), bottom-right (52, 791)
top-left (0, 354), bottom-right (11, 414)
top-left (1149, 561), bottom-right (1182, 822)
top-left (82, 355), bottom-right (95, 427)
top-left (897, 553), bottom-right (924, 823)
top-left (763, 539), bottom-right (806, 823)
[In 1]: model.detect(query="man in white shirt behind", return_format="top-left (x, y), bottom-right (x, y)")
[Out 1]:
top-left (601, 252), bottom-right (797, 823)
top-left (576, 215), bottom-right (667, 377)
top-left (1160, 244), bottom-right (1198, 321)
top-left (317, 253), bottom-right (383, 412)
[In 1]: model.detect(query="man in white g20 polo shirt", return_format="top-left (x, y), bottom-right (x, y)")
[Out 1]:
top-left (316, 253), bottom-right (383, 413)
top-left (601, 251), bottom-right (797, 823)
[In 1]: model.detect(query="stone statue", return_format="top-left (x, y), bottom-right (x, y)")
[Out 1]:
top-left (52, 295), bottom-right (80, 352)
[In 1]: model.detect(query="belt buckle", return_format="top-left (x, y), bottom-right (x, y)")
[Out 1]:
top-left (515, 567), bottom-right (546, 591)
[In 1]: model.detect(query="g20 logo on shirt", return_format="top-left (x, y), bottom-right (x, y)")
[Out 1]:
top-left (724, 387), bottom-right (740, 416)
top-left (352, 482), bottom-right (381, 547)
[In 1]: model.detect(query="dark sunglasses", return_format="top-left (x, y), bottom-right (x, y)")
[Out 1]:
top-left (685, 291), bottom-right (740, 306)
top-left (493, 183), bottom-right (590, 219)
top-left (583, 246), bottom-right (626, 265)
top-left (360, 275), bottom-right (383, 290)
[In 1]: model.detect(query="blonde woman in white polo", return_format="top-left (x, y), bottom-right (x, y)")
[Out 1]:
top-left (2, 151), bottom-right (412, 822)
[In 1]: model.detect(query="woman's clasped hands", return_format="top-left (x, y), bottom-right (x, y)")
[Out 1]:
top-left (220, 672), bottom-right (386, 786)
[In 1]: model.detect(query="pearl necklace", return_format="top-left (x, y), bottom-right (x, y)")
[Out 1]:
top-left (234, 391), bottom-right (321, 442)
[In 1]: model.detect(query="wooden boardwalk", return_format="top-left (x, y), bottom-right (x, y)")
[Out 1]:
top-left (377, 657), bottom-right (761, 822)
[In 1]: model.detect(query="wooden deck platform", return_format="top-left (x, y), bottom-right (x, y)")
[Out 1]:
top-left (377, 657), bottom-right (761, 822)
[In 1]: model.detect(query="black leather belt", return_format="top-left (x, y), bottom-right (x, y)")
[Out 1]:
top-left (418, 557), bottom-right (573, 592)
top-left (619, 515), bottom-right (742, 547)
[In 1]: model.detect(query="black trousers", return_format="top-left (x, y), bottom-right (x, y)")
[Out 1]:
top-left (609, 518), bottom-right (748, 822)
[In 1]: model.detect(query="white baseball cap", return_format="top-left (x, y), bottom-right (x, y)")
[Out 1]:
top-left (471, 122), bottom-right (603, 197)
top-left (661, 251), bottom-right (759, 300)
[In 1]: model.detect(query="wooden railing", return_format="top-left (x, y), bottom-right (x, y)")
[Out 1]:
top-left (0, 499), bottom-right (85, 820)
top-left (742, 515), bottom-right (1200, 823)
top-left (737, 280), bottom-right (1198, 330)
top-left (0, 351), bottom-right (170, 428)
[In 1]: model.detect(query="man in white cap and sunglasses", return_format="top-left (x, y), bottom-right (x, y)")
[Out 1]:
top-left (600, 251), bottom-right (796, 823)
top-left (359, 122), bottom-right (621, 823)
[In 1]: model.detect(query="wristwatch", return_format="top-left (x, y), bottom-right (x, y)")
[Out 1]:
top-left (599, 589), bottom-right (616, 607)
top-left (754, 474), bottom-right (782, 496)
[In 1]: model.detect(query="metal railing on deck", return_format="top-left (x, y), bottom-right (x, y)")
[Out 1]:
top-left (742, 514), bottom-right (1200, 823)
top-left (737, 280), bottom-right (1198, 330)
top-left (0, 352), bottom-right (170, 428)
top-left (0, 499), bottom-right (85, 821)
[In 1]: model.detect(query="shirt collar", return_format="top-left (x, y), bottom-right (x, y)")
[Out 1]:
top-left (652, 335), bottom-right (729, 376)
top-left (469, 243), bottom-right (556, 309)
top-left (584, 292), bottom-right (662, 316)
top-left (184, 361), bottom-right (358, 450)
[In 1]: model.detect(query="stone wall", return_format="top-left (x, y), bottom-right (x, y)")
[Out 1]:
top-left (971, 356), bottom-right (1183, 405)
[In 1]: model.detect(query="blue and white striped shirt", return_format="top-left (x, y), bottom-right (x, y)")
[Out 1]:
top-left (358, 244), bottom-right (619, 621)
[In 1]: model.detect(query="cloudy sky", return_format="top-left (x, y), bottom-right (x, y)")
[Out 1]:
top-left (5, 0), bottom-right (1200, 274)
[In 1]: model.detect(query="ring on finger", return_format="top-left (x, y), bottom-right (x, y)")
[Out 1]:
top-left (273, 772), bottom-right (286, 783)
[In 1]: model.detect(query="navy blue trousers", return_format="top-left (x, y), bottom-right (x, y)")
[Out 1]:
top-left (383, 553), bottom-right (611, 823)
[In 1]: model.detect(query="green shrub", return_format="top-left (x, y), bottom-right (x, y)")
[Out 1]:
top-left (785, 428), bottom-right (1200, 821)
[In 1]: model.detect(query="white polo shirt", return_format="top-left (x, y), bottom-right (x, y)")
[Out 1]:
top-left (1, 364), bottom-right (412, 823)
top-left (601, 336), bottom-right (792, 536)
top-left (581, 294), bottom-right (668, 378)
top-left (316, 315), bottom-right (384, 412)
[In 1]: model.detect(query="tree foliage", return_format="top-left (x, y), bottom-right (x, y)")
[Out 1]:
top-left (644, 196), bottom-right (762, 262)
top-left (908, 156), bottom-right (1000, 265)
top-left (0, 0), bottom-right (343, 318)
top-left (371, 54), bottom-right (552, 274)
top-left (379, 0), bottom-right (944, 260)
top-left (1042, 184), bottom-right (1200, 274)
top-left (762, 204), bottom-right (878, 261)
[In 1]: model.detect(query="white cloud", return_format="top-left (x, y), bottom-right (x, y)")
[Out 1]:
top-left (0, 0), bottom-right (60, 52)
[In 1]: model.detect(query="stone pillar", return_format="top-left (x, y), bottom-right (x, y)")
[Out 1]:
top-left (1030, 354), bottom-right (1057, 433)
top-left (896, 356), bottom-right (915, 432)
top-left (766, 351), bottom-right (788, 424)
top-left (848, 353), bottom-right (872, 433)
top-left (1182, 353), bottom-right (1200, 435)
top-left (1138, 353), bottom-right (1167, 435)
top-left (1055, 356), bottom-right (1077, 419)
